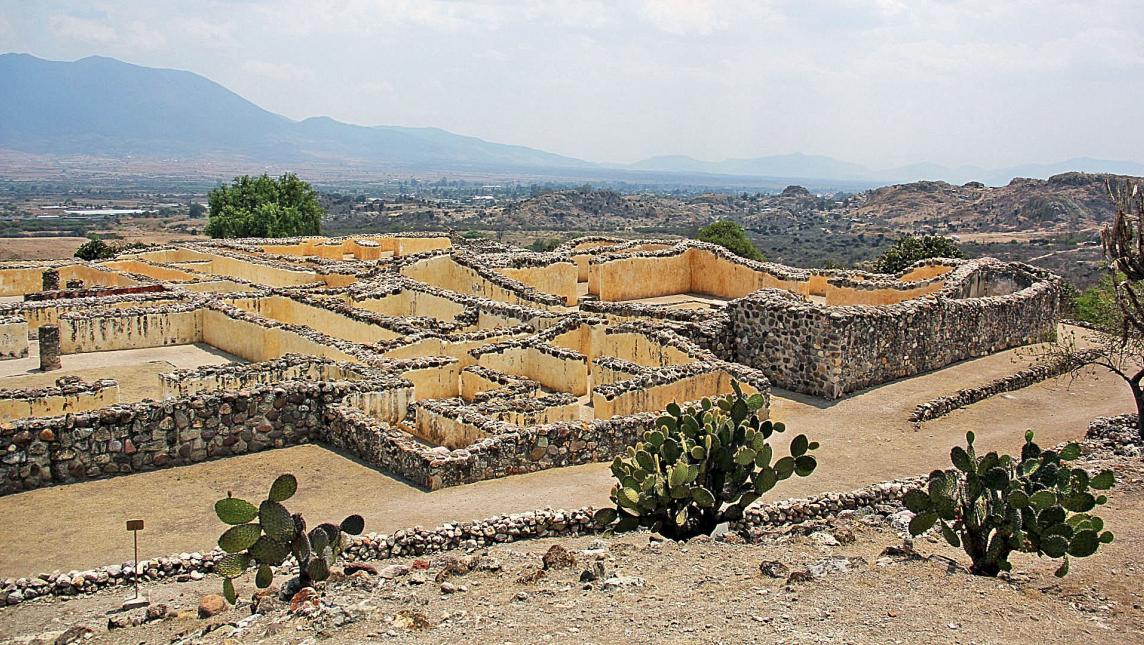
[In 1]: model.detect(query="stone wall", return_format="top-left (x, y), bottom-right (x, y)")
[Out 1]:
top-left (0, 381), bottom-right (368, 495)
top-left (728, 260), bottom-right (1060, 398)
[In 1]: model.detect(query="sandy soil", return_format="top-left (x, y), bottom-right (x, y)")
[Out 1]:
top-left (0, 237), bottom-right (89, 261)
top-left (0, 343), bottom-right (240, 402)
top-left (0, 328), bottom-right (1133, 578)
top-left (2, 448), bottom-right (1140, 644)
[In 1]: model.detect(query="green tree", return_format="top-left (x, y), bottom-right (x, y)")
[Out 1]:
top-left (74, 239), bottom-right (115, 261)
top-left (696, 220), bottom-right (765, 261)
top-left (871, 235), bottom-right (964, 274)
top-left (189, 202), bottom-right (208, 218)
top-left (205, 173), bottom-right (323, 239)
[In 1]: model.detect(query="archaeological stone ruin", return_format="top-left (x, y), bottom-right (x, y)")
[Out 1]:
top-left (0, 234), bottom-right (1059, 495)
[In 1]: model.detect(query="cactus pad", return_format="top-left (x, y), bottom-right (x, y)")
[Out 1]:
top-left (215, 497), bottom-right (258, 525)
top-left (268, 474), bottom-right (298, 502)
top-left (218, 523), bottom-right (262, 553)
top-left (259, 500), bottom-right (295, 542)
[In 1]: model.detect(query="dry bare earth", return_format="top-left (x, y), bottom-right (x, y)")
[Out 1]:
top-left (2, 438), bottom-right (1141, 644)
top-left (0, 237), bottom-right (89, 261)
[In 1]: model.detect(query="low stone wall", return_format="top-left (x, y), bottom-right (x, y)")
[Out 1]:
top-left (729, 260), bottom-right (1060, 398)
top-left (0, 377), bottom-right (119, 422)
top-left (0, 381), bottom-right (370, 495)
top-left (0, 474), bottom-right (929, 605)
top-left (909, 350), bottom-right (1100, 423)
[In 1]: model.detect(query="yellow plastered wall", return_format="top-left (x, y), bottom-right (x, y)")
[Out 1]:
top-left (807, 274), bottom-right (829, 297)
top-left (592, 361), bottom-right (643, 386)
top-left (0, 319), bottom-right (28, 357)
top-left (824, 281), bottom-right (944, 306)
top-left (476, 346), bottom-right (588, 396)
top-left (343, 388), bottom-right (412, 424)
top-left (590, 253), bottom-right (691, 300)
top-left (494, 403), bottom-right (582, 426)
top-left (60, 310), bottom-right (202, 353)
top-left (897, 265), bottom-right (952, 282)
top-left (592, 370), bottom-right (764, 419)
top-left (201, 309), bottom-right (358, 363)
top-left (595, 332), bottom-right (693, 367)
top-left (413, 406), bottom-right (487, 450)
top-left (0, 266), bottom-right (56, 296)
top-left (57, 265), bottom-right (141, 289)
top-left (399, 362), bottom-right (461, 401)
top-left (17, 299), bottom-right (178, 333)
top-left (395, 237), bottom-right (451, 256)
top-left (496, 264), bottom-right (579, 305)
top-left (180, 280), bottom-right (258, 294)
top-left (400, 255), bottom-right (550, 308)
top-left (230, 296), bottom-right (401, 344)
top-left (383, 332), bottom-right (522, 368)
top-left (0, 383), bottom-right (119, 421)
top-left (320, 273), bottom-right (358, 288)
top-left (460, 369), bottom-right (508, 401)
top-left (353, 290), bottom-right (466, 323)
top-left (688, 249), bottom-right (809, 299)
top-left (591, 248), bottom-right (811, 302)
top-left (99, 260), bottom-right (198, 283)
top-left (160, 362), bottom-right (366, 398)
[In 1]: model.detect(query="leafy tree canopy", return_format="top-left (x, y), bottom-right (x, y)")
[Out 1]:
top-left (697, 220), bottom-right (765, 261)
top-left (74, 239), bottom-right (115, 261)
top-left (871, 235), bottom-right (965, 274)
top-left (205, 173), bottom-right (323, 239)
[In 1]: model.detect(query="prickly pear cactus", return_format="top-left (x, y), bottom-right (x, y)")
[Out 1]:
top-left (213, 474), bottom-right (365, 603)
top-left (594, 380), bottom-right (818, 539)
top-left (905, 431), bottom-right (1115, 577)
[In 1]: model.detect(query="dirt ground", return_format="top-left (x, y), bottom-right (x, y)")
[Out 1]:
top-left (0, 327), bottom-right (1134, 579)
top-left (2, 445), bottom-right (1140, 644)
top-left (0, 237), bottom-right (90, 261)
top-left (0, 342), bottom-right (240, 403)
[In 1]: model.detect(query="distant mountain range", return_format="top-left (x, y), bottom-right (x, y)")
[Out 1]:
top-left (1, 53), bottom-right (1141, 187)
top-left (626, 153), bottom-right (1144, 187)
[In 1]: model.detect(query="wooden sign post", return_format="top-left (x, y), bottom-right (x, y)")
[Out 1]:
top-left (122, 519), bottom-right (149, 610)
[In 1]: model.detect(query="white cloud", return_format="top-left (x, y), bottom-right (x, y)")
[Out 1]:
top-left (639, 0), bottom-right (728, 36)
top-left (48, 14), bottom-right (117, 44)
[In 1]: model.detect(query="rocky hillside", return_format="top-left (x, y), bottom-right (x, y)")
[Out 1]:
top-left (848, 172), bottom-right (1122, 234)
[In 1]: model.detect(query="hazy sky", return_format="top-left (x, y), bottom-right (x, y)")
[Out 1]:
top-left (2, 0), bottom-right (1142, 169)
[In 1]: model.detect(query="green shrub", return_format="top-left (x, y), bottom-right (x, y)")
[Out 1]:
top-left (906, 431), bottom-right (1114, 577)
top-left (697, 220), bottom-right (765, 261)
top-left (594, 382), bottom-right (817, 539)
top-left (213, 474), bottom-right (364, 603)
top-left (73, 239), bottom-right (115, 261)
top-left (871, 235), bottom-right (964, 274)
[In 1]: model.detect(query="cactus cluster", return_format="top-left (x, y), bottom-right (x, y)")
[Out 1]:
top-left (213, 474), bottom-right (364, 603)
top-left (906, 431), bottom-right (1114, 577)
top-left (594, 381), bottom-right (818, 539)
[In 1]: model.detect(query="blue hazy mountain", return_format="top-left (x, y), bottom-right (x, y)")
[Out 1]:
top-left (0, 53), bottom-right (591, 171)
top-left (1, 53), bottom-right (1139, 185)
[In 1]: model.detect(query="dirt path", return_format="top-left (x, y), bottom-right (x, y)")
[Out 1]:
top-left (0, 330), bottom-right (1133, 577)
